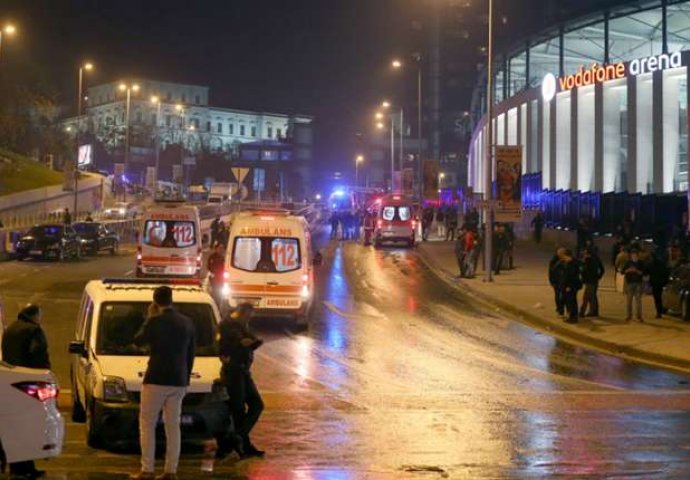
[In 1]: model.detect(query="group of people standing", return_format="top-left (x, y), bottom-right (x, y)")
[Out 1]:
top-left (210, 216), bottom-right (230, 249)
top-left (329, 210), bottom-right (370, 241)
top-left (420, 205), bottom-right (468, 242)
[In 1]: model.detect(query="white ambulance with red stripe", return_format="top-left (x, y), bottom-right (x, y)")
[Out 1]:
top-left (136, 203), bottom-right (202, 278)
top-left (222, 210), bottom-right (317, 326)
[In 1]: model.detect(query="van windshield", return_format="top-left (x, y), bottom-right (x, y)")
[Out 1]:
top-left (232, 237), bottom-right (301, 273)
top-left (96, 302), bottom-right (217, 356)
top-left (143, 220), bottom-right (196, 248)
top-left (382, 206), bottom-right (411, 222)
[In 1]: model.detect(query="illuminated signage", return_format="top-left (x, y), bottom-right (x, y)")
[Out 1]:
top-left (542, 51), bottom-right (684, 100)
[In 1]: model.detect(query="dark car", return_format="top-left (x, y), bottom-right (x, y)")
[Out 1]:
top-left (662, 263), bottom-right (690, 321)
top-left (73, 222), bottom-right (119, 255)
top-left (15, 224), bottom-right (82, 261)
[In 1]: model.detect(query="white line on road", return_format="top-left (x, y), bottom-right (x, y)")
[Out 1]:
top-left (124, 270), bottom-right (134, 276)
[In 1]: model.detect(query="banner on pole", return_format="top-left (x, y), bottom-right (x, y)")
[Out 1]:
top-left (494, 145), bottom-right (522, 222)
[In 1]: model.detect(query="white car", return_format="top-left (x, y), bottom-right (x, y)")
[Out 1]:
top-left (68, 278), bottom-right (229, 448)
top-left (0, 361), bottom-right (64, 466)
top-left (103, 202), bottom-right (139, 219)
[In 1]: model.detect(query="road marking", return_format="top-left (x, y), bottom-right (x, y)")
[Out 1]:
top-left (124, 270), bottom-right (134, 276)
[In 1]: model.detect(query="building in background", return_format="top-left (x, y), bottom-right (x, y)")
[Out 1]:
top-left (468, 0), bottom-right (690, 233)
top-left (62, 79), bottom-right (314, 200)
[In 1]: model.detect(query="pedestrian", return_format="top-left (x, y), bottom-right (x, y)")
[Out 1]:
top-left (463, 227), bottom-right (477, 278)
top-left (131, 286), bottom-right (196, 480)
top-left (445, 208), bottom-right (458, 241)
top-left (363, 210), bottom-right (374, 245)
top-left (63, 208), bottom-right (72, 225)
top-left (531, 211), bottom-right (544, 244)
top-left (436, 207), bottom-right (445, 239)
top-left (559, 249), bottom-right (582, 323)
top-left (207, 242), bottom-right (226, 307)
top-left (217, 304), bottom-right (265, 459)
top-left (329, 212), bottom-right (339, 239)
top-left (614, 244), bottom-right (629, 294)
top-left (647, 252), bottom-right (669, 318)
top-left (549, 247), bottom-right (566, 316)
top-left (622, 248), bottom-right (645, 322)
top-left (492, 223), bottom-right (507, 275)
top-left (1, 304), bottom-right (50, 479)
top-left (210, 216), bottom-right (221, 247)
top-left (85, 212), bottom-right (94, 222)
top-left (505, 223), bottom-right (515, 269)
top-left (217, 222), bottom-right (229, 249)
top-left (579, 248), bottom-right (604, 317)
top-left (421, 207), bottom-right (433, 241)
top-left (453, 229), bottom-right (465, 278)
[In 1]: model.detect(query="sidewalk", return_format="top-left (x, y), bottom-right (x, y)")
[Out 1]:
top-left (417, 234), bottom-right (690, 373)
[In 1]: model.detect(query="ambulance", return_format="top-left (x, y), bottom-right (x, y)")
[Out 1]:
top-left (373, 194), bottom-right (416, 248)
top-left (222, 210), bottom-right (318, 325)
top-left (136, 202), bottom-right (202, 278)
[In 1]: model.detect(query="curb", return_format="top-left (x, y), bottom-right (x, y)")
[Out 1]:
top-left (415, 245), bottom-right (690, 376)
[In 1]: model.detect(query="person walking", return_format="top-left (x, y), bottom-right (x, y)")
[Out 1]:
top-left (492, 223), bottom-right (507, 275)
top-left (210, 216), bottom-right (221, 247)
top-left (421, 207), bottom-right (434, 241)
top-left (622, 248), bottom-right (645, 322)
top-left (217, 304), bottom-right (265, 459)
top-left (559, 249), bottom-right (582, 323)
top-left (206, 242), bottom-right (226, 307)
top-left (436, 207), bottom-right (445, 239)
top-left (1, 305), bottom-right (50, 479)
top-left (131, 287), bottom-right (196, 480)
top-left (462, 227), bottom-right (477, 278)
top-left (531, 211), bottom-right (544, 244)
top-left (453, 229), bottom-right (466, 278)
top-left (444, 208), bottom-right (458, 241)
top-left (648, 252), bottom-right (669, 318)
top-left (63, 208), bottom-right (72, 225)
top-left (579, 248), bottom-right (605, 317)
top-left (549, 247), bottom-right (566, 316)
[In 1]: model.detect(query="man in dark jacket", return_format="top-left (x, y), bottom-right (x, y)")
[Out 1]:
top-left (623, 249), bottom-right (645, 322)
top-left (217, 303), bottom-right (265, 458)
top-left (548, 247), bottom-right (566, 316)
top-left (206, 242), bottom-right (226, 306)
top-left (579, 248), bottom-right (605, 317)
top-left (1, 304), bottom-right (50, 478)
top-left (648, 252), bottom-right (669, 318)
top-left (559, 249), bottom-right (582, 323)
top-left (531, 211), bottom-right (544, 244)
top-left (131, 287), bottom-right (196, 480)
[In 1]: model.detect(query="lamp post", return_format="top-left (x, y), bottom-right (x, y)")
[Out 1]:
top-left (392, 56), bottom-right (423, 200)
top-left (74, 62), bottom-right (94, 219)
top-left (376, 118), bottom-right (395, 191)
top-left (0, 24), bottom-right (16, 61)
top-left (483, 0), bottom-right (495, 283)
top-left (150, 96), bottom-right (162, 191)
top-left (355, 154), bottom-right (364, 188)
top-left (382, 101), bottom-right (404, 173)
top-left (119, 82), bottom-right (140, 200)
top-left (438, 172), bottom-right (445, 205)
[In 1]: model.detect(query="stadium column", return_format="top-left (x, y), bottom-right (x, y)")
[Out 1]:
top-left (550, 91), bottom-right (557, 189)
top-left (570, 87), bottom-right (578, 191)
top-left (653, 69), bottom-right (664, 193)
top-left (594, 82), bottom-right (604, 192)
top-left (626, 74), bottom-right (637, 193)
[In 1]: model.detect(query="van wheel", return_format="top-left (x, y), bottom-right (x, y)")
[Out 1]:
top-left (86, 400), bottom-right (104, 449)
top-left (110, 241), bottom-right (118, 255)
top-left (72, 395), bottom-right (86, 423)
top-left (683, 296), bottom-right (690, 322)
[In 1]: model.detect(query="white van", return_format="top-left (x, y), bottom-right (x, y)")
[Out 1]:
top-left (223, 210), bottom-right (319, 326)
top-left (137, 202), bottom-right (202, 278)
top-left (68, 278), bottom-right (229, 447)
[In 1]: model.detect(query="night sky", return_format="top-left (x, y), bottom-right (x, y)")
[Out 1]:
top-left (2, 0), bottom-right (597, 176)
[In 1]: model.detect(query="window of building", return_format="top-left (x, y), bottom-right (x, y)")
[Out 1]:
top-left (151, 113), bottom-right (157, 125)
top-left (253, 168), bottom-right (266, 191)
top-left (276, 128), bottom-right (282, 138)
top-left (251, 126), bottom-right (257, 137)
top-left (229, 123), bottom-right (234, 135)
top-left (121, 112), bottom-right (125, 124)
top-left (240, 125), bottom-right (245, 136)
top-left (195, 95), bottom-right (200, 105)
top-left (206, 121), bottom-right (211, 131)
top-left (668, 2), bottom-right (690, 52)
top-left (217, 122), bottom-right (222, 133)
top-left (182, 93), bottom-right (187, 103)
top-left (609, 7), bottom-right (663, 63)
top-left (165, 115), bottom-right (171, 127)
top-left (193, 118), bottom-right (200, 129)
top-left (267, 127), bottom-right (273, 138)
top-left (136, 111), bottom-right (143, 123)
top-left (563, 19), bottom-right (606, 76)
top-left (529, 37), bottom-right (560, 88)
top-left (166, 92), bottom-right (172, 101)
top-left (106, 116), bottom-right (113, 126)
top-left (508, 51), bottom-right (527, 97)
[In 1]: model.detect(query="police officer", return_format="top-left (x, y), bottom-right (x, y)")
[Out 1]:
top-left (217, 304), bottom-right (265, 458)
top-left (1, 304), bottom-right (50, 479)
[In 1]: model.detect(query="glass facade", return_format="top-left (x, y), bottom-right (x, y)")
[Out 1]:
top-left (469, 0), bottom-right (690, 195)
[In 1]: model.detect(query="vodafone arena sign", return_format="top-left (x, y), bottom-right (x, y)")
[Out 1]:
top-left (542, 51), bottom-right (683, 101)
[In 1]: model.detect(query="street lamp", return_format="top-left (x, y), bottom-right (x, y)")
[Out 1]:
top-left (0, 24), bottom-right (16, 61)
top-left (119, 82), bottom-right (139, 200)
top-left (483, 0), bottom-right (495, 283)
top-left (74, 62), bottom-right (94, 218)
top-left (355, 154), bottom-right (364, 188)
top-left (391, 55), bottom-right (424, 201)
top-left (150, 96), bottom-right (162, 190)
top-left (438, 172), bottom-right (445, 204)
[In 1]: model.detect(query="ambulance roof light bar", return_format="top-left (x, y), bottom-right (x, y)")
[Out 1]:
top-left (101, 278), bottom-right (202, 286)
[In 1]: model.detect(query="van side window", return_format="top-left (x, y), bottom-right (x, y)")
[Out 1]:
top-left (76, 295), bottom-right (87, 339)
top-left (83, 300), bottom-right (94, 348)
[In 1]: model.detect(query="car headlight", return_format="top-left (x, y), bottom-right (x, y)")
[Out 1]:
top-left (300, 284), bottom-right (310, 299)
top-left (119, 208), bottom-right (126, 215)
top-left (103, 376), bottom-right (128, 402)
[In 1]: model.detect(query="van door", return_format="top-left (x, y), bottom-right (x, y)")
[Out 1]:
top-left (264, 236), bottom-right (303, 309)
top-left (74, 295), bottom-right (94, 405)
top-left (141, 218), bottom-right (199, 277)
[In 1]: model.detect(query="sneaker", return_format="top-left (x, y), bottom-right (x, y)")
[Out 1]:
top-left (129, 472), bottom-right (155, 480)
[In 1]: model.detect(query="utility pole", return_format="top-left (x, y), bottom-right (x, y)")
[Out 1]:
top-left (483, 0), bottom-right (494, 283)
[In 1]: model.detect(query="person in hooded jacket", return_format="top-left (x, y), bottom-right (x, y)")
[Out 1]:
top-left (1, 304), bottom-right (50, 479)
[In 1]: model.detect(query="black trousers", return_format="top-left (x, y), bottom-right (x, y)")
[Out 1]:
top-left (562, 287), bottom-right (578, 321)
top-left (225, 369), bottom-right (264, 446)
top-left (10, 460), bottom-right (36, 475)
top-left (580, 282), bottom-right (599, 316)
top-left (651, 284), bottom-right (664, 316)
top-left (553, 286), bottom-right (563, 314)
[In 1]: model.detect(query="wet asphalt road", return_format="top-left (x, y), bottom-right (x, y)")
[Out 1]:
top-left (2, 233), bottom-right (690, 478)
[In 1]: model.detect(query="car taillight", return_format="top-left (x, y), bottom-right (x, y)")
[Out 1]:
top-left (12, 382), bottom-right (58, 402)
top-left (136, 246), bottom-right (142, 262)
top-left (377, 220), bottom-right (382, 228)
top-left (223, 270), bottom-right (230, 281)
top-left (411, 220), bottom-right (416, 228)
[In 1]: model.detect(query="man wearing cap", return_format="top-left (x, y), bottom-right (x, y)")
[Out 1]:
top-left (1, 304), bottom-right (50, 479)
top-left (130, 286), bottom-right (196, 480)
top-left (216, 303), bottom-right (265, 459)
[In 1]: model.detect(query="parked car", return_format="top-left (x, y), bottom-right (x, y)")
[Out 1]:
top-left (0, 361), bottom-right (64, 468)
top-left (15, 224), bottom-right (81, 261)
top-left (73, 222), bottom-right (119, 255)
top-left (662, 263), bottom-right (690, 320)
top-left (69, 278), bottom-right (229, 448)
top-left (103, 202), bottom-right (139, 219)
